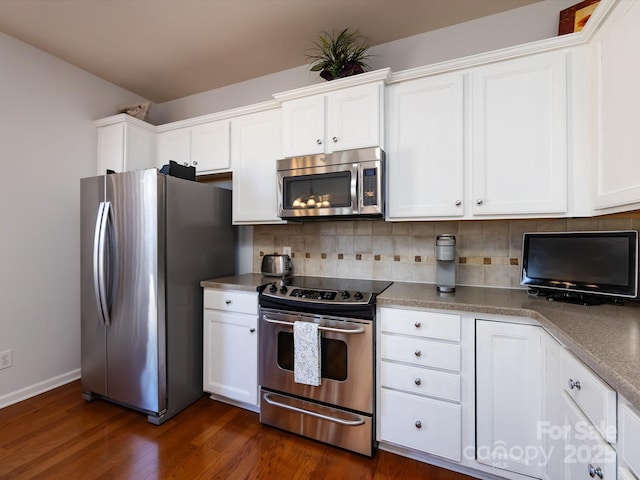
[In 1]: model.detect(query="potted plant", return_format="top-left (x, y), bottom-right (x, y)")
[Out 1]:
top-left (306, 28), bottom-right (372, 81)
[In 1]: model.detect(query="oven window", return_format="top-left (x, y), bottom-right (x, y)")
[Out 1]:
top-left (282, 171), bottom-right (351, 210)
top-left (277, 332), bottom-right (347, 381)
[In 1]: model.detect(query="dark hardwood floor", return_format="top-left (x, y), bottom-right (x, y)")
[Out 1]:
top-left (0, 381), bottom-right (476, 479)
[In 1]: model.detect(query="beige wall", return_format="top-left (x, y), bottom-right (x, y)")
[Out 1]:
top-left (254, 216), bottom-right (640, 288)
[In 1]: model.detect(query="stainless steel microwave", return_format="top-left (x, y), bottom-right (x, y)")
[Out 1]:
top-left (276, 147), bottom-right (384, 220)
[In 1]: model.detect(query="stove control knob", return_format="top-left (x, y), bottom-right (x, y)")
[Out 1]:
top-left (269, 283), bottom-right (277, 293)
top-left (280, 285), bottom-right (288, 294)
top-left (341, 290), bottom-right (351, 299)
top-left (354, 291), bottom-right (364, 300)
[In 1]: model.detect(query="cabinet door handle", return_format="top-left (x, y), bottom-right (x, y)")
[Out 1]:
top-left (588, 464), bottom-right (603, 479)
top-left (414, 349), bottom-right (421, 357)
top-left (476, 199), bottom-right (483, 205)
top-left (568, 378), bottom-right (581, 390)
top-left (316, 139), bottom-right (322, 145)
top-left (414, 321), bottom-right (421, 328)
top-left (225, 299), bottom-right (232, 305)
top-left (183, 162), bottom-right (189, 167)
top-left (192, 161), bottom-right (198, 166)
top-left (332, 136), bottom-right (338, 143)
top-left (414, 378), bottom-right (421, 386)
top-left (249, 327), bottom-right (256, 333)
top-left (415, 420), bottom-right (422, 429)
top-left (455, 200), bottom-right (462, 206)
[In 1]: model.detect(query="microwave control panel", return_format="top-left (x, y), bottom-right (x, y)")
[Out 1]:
top-left (362, 168), bottom-right (378, 206)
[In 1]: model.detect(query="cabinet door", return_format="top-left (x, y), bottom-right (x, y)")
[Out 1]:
top-left (476, 320), bottom-right (544, 478)
top-left (191, 121), bottom-right (230, 173)
top-left (471, 52), bottom-right (568, 216)
top-left (281, 95), bottom-right (325, 157)
top-left (231, 109), bottom-right (285, 224)
top-left (593, 0), bottom-right (640, 210)
top-left (327, 83), bottom-right (382, 153)
top-left (125, 124), bottom-right (156, 172)
top-left (203, 309), bottom-right (258, 406)
top-left (387, 74), bottom-right (464, 219)
top-left (157, 128), bottom-right (190, 168)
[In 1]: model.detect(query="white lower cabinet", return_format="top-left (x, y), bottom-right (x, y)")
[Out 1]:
top-left (619, 398), bottom-right (640, 479)
top-left (203, 288), bottom-right (258, 410)
top-left (475, 319), bottom-right (545, 479)
top-left (378, 307), bottom-right (465, 463)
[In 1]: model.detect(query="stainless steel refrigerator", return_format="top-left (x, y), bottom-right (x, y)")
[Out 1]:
top-left (80, 168), bottom-right (235, 424)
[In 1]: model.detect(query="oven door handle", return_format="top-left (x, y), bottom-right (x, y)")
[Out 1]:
top-left (262, 392), bottom-right (366, 426)
top-left (262, 315), bottom-right (365, 334)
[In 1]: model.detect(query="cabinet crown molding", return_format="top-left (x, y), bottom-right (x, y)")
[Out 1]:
top-left (93, 113), bottom-right (156, 131)
top-left (273, 68), bottom-right (391, 102)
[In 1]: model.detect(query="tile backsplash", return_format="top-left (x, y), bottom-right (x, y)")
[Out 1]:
top-left (253, 217), bottom-right (640, 288)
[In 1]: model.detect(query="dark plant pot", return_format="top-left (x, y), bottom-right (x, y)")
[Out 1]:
top-left (321, 63), bottom-right (366, 81)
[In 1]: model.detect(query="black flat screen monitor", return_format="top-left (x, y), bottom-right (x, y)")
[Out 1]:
top-left (521, 231), bottom-right (638, 299)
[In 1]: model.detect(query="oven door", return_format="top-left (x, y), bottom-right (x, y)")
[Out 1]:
top-left (258, 308), bottom-right (373, 414)
top-left (277, 163), bottom-right (358, 219)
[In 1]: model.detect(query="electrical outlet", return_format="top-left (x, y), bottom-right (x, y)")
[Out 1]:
top-left (283, 246), bottom-right (291, 256)
top-left (0, 350), bottom-right (12, 370)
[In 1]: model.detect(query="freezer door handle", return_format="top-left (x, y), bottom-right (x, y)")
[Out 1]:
top-left (93, 201), bottom-right (112, 326)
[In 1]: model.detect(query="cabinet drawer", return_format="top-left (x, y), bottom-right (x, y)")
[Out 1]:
top-left (621, 402), bottom-right (640, 477)
top-left (561, 349), bottom-right (616, 443)
top-left (380, 334), bottom-right (460, 371)
top-left (203, 289), bottom-right (257, 315)
top-left (380, 361), bottom-right (460, 402)
top-left (379, 388), bottom-right (461, 461)
top-left (380, 307), bottom-right (460, 341)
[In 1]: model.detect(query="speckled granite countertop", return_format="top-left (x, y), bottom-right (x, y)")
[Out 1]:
top-left (379, 282), bottom-right (640, 412)
top-left (200, 275), bottom-right (640, 411)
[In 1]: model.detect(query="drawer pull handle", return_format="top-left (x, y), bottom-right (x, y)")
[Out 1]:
top-left (414, 350), bottom-right (421, 357)
top-left (415, 420), bottom-right (422, 429)
top-left (249, 328), bottom-right (256, 333)
top-left (414, 378), bottom-right (421, 386)
top-left (568, 378), bottom-right (581, 390)
top-left (588, 464), bottom-right (603, 479)
top-left (225, 299), bottom-right (232, 304)
top-left (414, 321), bottom-right (421, 328)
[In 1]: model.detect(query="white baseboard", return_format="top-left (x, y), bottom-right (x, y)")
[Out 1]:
top-left (0, 369), bottom-right (80, 409)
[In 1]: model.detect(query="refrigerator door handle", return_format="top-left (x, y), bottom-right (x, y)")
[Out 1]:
top-left (93, 201), bottom-right (113, 327)
top-left (92, 202), bottom-right (106, 326)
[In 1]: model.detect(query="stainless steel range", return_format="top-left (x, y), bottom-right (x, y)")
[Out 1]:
top-left (258, 276), bottom-right (392, 457)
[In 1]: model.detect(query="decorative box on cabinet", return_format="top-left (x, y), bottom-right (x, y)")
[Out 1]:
top-left (157, 120), bottom-right (230, 175)
top-left (275, 69), bottom-right (389, 158)
top-left (378, 307), bottom-right (463, 462)
top-left (231, 107), bottom-right (284, 225)
top-left (203, 288), bottom-right (259, 411)
top-left (94, 114), bottom-right (156, 175)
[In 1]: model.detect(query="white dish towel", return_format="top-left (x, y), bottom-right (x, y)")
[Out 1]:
top-left (293, 321), bottom-right (321, 386)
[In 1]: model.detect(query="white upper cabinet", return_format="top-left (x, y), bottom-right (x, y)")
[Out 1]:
top-left (470, 52), bottom-right (568, 216)
top-left (95, 114), bottom-right (156, 175)
top-left (157, 119), bottom-right (230, 174)
top-left (276, 69), bottom-right (389, 158)
top-left (231, 108), bottom-right (284, 225)
top-left (387, 73), bottom-right (465, 220)
top-left (593, 0), bottom-right (640, 212)
top-left (281, 83), bottom-right (382, 157)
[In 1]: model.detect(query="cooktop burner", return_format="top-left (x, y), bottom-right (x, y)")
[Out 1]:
top-left (259, 276), bottom-right (393, 306)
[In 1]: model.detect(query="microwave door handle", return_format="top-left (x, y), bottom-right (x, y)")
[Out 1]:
top-left (262, 315), bottom-right (365, 334)
top-left (351, 163), bottom-right (359, 214)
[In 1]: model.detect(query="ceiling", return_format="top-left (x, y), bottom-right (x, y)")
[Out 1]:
top-left (0, 0), bottom-right (542, 103)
